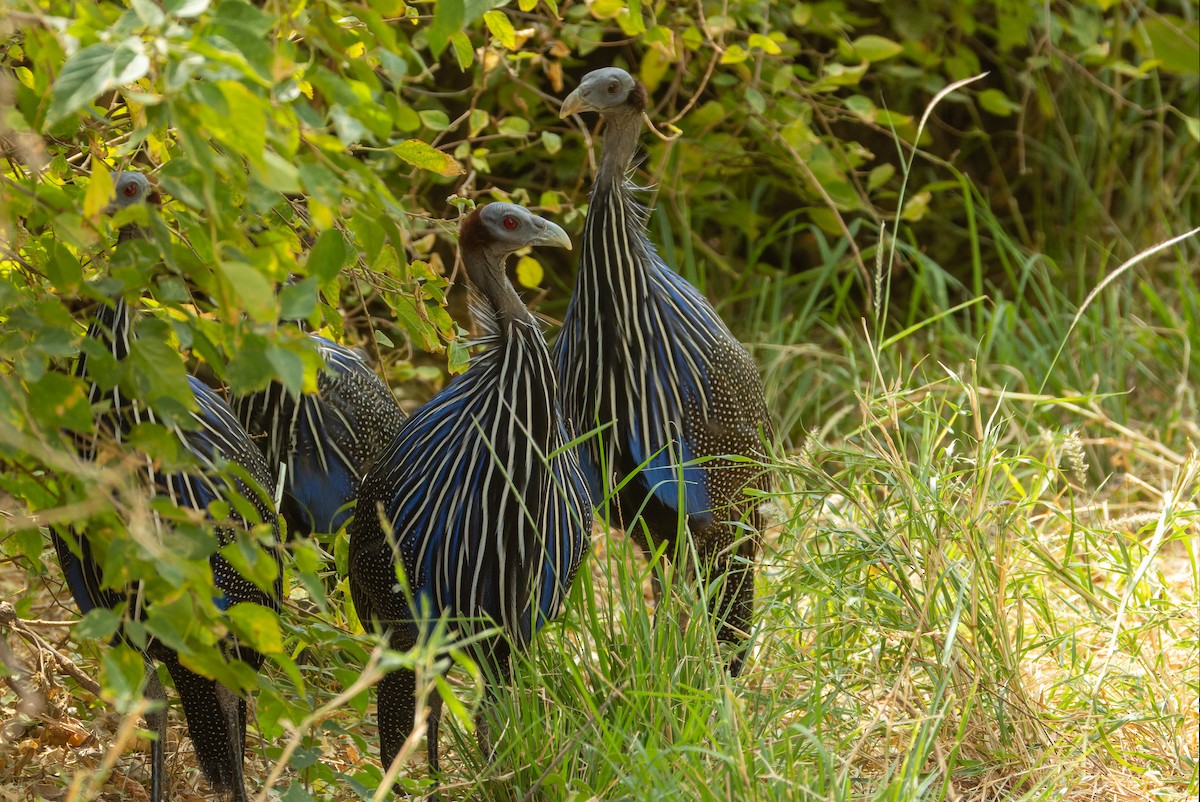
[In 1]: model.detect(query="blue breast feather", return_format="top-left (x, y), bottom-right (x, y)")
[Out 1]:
top-left (372, 357), bottom-right (589, 644)
top-left (616, 251), bottom-right (726, 528)
top-left (291, 336), bottom-right (375, 533)
top-left (182, 377), bottom-right (269, 610)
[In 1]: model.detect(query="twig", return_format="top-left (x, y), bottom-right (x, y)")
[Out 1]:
top-left (0, 638), bottom-right (45, 745)
top-left (0, 602), bottom-right (102, 697)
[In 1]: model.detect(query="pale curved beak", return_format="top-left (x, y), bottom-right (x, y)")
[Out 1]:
top-left (559, 88), bottom-right (590, 119)
top-left (535, 220), bottom-right (572, 250)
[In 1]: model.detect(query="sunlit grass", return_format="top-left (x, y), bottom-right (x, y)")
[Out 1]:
top-left (7, 11), bottom-right (1199, 802)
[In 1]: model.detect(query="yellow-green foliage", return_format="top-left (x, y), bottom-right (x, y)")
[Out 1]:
top-left (0, 1), bottom-right (1196, 800)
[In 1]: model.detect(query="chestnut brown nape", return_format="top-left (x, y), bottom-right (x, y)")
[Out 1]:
top-left (629, 82), bottom-right (649, 112)
top-left (458, 206), bottom-right (488, 250)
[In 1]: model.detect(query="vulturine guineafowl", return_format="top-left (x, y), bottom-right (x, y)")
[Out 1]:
top-left (556, 67), bottom-right (773, 676)
top-left (53, 170), bottom-right (282, 802)
top-left (348, 203), bottom-right (592, 779)
top-left (235, 332), bottom-right (407, 538)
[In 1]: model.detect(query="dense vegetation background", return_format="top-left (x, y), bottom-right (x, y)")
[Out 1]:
top-left (1, 0), bottom-right (1196, 799)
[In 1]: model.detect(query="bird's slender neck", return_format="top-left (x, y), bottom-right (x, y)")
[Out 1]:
top-left (116, 223), bottom-right (145, 243)
top-left (463, 249), bottom-right (536, 330)
top-left (90, 229), bottom-right (147, 362)
top-left (595, 111), bottom-right (643, 189)
top-left (75, 295), bottom-right (133, 392)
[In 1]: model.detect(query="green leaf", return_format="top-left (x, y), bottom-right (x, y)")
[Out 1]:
top-left (867, 163), bottom-right (895, 192)
top-left (45, 240), bottom-right (83, 292)
top-left (978, 88), bottom-right (1020, 117)
top-left (1138, 15), bottom-right (1200, 75)
top-left (900, 190), bottom-right (932, 222)
top-left (812, 62), bottom-right (868, 90)
top-left (843, 94), bottom-right (876, 122)
top-left (720, 44), bottom-right (749, 65)
top-left (216, 260), bottom-right (276, 324)
top-left (747, 33), bottom-right (782, 56)
top-left (852, 35), bottom-right (904, 63)
top-left (306, 230), bottom-right (350, 283)
top-left (265, 342), bottom-right (306, 398)
top-left (279, 782), bottom-right (316, 802)
top-left (220, 531), bottom-right (281, 597)
top-left (83, 168), bottom-right (113, 219)
top-left (449, 31), bottom-right (475, 70)
top-left (227, 603), bottom-right (284, 655)
top-left (29, 372), bottom-right (91, 433)
top-left (428, 0), bottom-right (465, 58)
top-left (497, 117), bottom-right (531, 137)
top-left (541, 130), bottom-right (562, 155)
top-left (291, 538), bottom-right (328, 611)
top-left (447, 339), bottom-right (470, 374)
top-left (13, 529), bottom-right (45, 569)
top-left (1184, 115), bottom-right (1200, 143)
top-left (226, 336), bottom-right (274, 394)
top-left (217, 81), bottom-right (267, 171)
top-left (279, 279), bottom-right (318, 320)
top-left (47, 41), bottom-right (150, 126)
top-left (101, 645), bottom-right (147, 712)
top-left (419, 109), bottom-right (451, 131)
top-left (128, 330), bottom-right (196, 414)
top-left (129, 0), bottom-right (165, 27)
top-left (75, 608), bottom-right (122, 642)
top-left (515, 255), bottom-right (543, 288)
top-left (483, 10), bottom-right (517, 49)
top-left (587, 0), bottom-right (622, 19)
top-left (391, 140), bottom-right (465, 176)
top-left (142, 593), bottom-right (204, 653)
top-left (260, 151), bottom-right (301, 194)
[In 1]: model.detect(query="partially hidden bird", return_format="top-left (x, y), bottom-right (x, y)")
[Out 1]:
top-left (53, 170), bottom-right (282, 802)
top-left (235, 330), bottom-right (407, 538)
top-left (348, 202), bottom-right (592, 777)
top-left (555, 67), bottom-right (773, 676)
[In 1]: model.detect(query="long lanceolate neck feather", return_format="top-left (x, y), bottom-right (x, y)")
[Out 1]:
top-left (77, 297), bottom-right (133, 411)
top-left (392, 281), bottom-right (580, 644)
top-left (565, 112), bottom-right (729, 478)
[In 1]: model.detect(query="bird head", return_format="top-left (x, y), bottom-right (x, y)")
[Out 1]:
top-left (103, 171), bottom-right (159, 214)
top-left (560, 67), bottom-right (647, 118)
top-left (460, 202), bottom-right (572, 258)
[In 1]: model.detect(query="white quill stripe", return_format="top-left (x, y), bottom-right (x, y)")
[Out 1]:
top-left (365, 312), bottom-right (589, 645)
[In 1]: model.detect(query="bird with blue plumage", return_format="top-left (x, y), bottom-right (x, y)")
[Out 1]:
top-left (234, 330), bottom-right (408, 539)
top-left (52, 170), bottom-right (282, 802)
top-left (555, 67), bottom-right (774, 676)
top-left (348, 202), bottom-right (592, 780)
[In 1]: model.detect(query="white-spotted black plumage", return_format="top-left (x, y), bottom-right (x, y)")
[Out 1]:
top-left (555, 67), bottom-right (773, 676)
top-left (348, 203), bottom-right (591, 777)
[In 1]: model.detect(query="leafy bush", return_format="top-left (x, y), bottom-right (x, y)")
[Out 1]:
top-left (1, 0), bottom-right (1196, 799)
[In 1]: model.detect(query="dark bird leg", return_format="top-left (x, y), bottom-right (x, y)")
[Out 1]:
top-left (473, 681), bottom-right (500, 764)
top-left (377, 667), bottom-right (417, 777)
top-left (142, 661), bottom-right (167, 802)
top-left (474, 653), bottom-right (510, 764)
top-left (379, 666), bottom-right (444, 794)
top-left (425, 687), bottom-right (443, 774)
top-left (698, 522), bottom-right (759, 678)
top-left (162, 656), bottom-right (248, 800)
top-left (215, 682), bottom-right (249, 802)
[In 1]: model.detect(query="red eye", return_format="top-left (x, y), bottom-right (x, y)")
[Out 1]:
top-left (502, 215), bottom-right (519, 230)
top-left (123, 182), bottom-right (138, 197)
